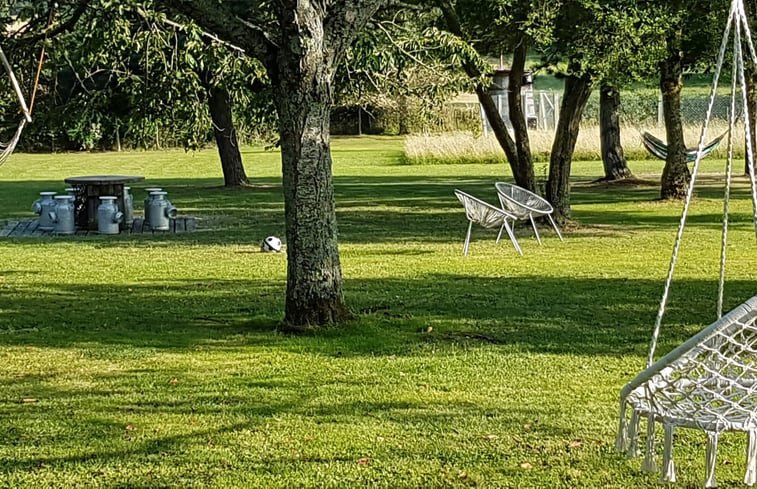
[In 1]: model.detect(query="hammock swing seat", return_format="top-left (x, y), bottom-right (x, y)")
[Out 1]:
top-left (0, 43), bottom-right (32, 167)
top-left (642, 130), bottom-right (728, 163)
top-left (617, 0), bottom-right (757, 486)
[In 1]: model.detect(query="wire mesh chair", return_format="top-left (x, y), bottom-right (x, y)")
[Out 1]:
top-left (454, 189), bottom-right (522, 256)
top-left (618, 296), bottom-right (757, 486)
top-left (494, 182), bottom-right (563, 245)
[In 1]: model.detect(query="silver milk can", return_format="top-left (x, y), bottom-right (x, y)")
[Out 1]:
top-left (146, 191), bottom-right (177, 231)
top-left (143, 188), bottom-right (162, 226)
top-left (97, 196), bottom-right (123, 235)
top-left (50, 195), bottom-right (75, 235)
top-left (32, 191), bottom-right (57, 230)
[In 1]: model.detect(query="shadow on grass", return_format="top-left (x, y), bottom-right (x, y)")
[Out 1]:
top-left (0, 274), bottom-right (754, 358)
top-left (2, 175), bottom-right (754, 246)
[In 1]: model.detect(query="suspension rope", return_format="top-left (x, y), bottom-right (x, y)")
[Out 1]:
top-left (29, 4), bottom-right (56, 116)
top-left (736, 1), bottom-right (757, 243)
top-left (718, 33), bottom-right (739, 319)
top-left (646, 0), bottom-right (737, 367)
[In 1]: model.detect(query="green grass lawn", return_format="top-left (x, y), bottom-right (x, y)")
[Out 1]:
top-left (1, 137), bottom-right (757, 487)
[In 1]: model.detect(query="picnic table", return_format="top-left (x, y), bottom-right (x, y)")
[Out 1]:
top-left (64, 175), bottom-right (144, 231)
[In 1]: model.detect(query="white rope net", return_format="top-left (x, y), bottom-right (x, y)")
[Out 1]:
top-left (0, 43), bottom-right (31, 167)
top-left (617, 0), bottom-right (757, 486)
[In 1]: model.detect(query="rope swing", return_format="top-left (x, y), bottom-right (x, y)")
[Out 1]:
top-left (0, 4), bottom-right (54, 167)
top-left (0, 43), bottom-right (32, 167)
top-left (617, 0), bottom-right (757, 486)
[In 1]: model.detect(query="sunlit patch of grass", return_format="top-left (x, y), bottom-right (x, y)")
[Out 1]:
top-left (0, 138), bottom-right (755, 487)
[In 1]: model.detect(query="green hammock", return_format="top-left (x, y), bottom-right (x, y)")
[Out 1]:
top-left (642, 131), bottom-right (728, 162)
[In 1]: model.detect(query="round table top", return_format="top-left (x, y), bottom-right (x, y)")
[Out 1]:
top-left (64, 175), bottom-right (145, 185)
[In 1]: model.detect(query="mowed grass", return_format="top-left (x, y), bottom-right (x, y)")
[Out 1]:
top-left (1, 136), bottom-right (757, 487)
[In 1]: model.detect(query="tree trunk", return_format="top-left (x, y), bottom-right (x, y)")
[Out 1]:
top-left (269, 5), bottom-right (350, 328)
top-left (436, 0), bottom-right (535, 191)
top-left (659, 32), bottom-right (689, 199)
top-left (547, 72), bottom-right (593, 223)
top-left (599, 82), bottom-right (632, 180)
top-left (508, 38), bottom-right (536, 190)
top-left (398, 94), bottom-right (410, 135)
top-left (207, 83), bottom-right (250, 187)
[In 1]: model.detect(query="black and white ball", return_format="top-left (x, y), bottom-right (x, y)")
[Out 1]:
top-left (261, 236), bottom-right (283, 253)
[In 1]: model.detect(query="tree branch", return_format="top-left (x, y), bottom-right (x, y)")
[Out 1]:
top-left (157, 0), bottom-right (276, 65)
top-left (12, 0), bottom-right (90, 45)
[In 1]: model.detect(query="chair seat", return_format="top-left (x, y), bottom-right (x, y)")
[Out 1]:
top-left (494, 182), bottom-right (563, 245)
top-left (454, 190), bottom-right (522, 256)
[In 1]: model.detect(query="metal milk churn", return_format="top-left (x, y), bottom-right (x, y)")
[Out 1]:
top-left (123, 186), bottom-right (134, 227)
top-left (50, 195), bottom-right (75, 235)
top-left (32, 191), bottom-right (57, 230)
top-left (97, 196), bottom-right (123, 234)
top-left (144, 187), bottom-right (163, 222)
top-left (146, 191), bottom-right (177, 231)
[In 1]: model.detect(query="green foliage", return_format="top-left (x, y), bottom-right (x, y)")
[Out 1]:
top-left (2, 140), bottom-right (757, 486)
top-left (336, 7), bottom-right (475, 134)
top-left (1, 0), bottom-right (274, 151)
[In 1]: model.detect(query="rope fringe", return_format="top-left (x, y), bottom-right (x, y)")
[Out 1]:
top-left (705, 432), bottom-right (719, 488)
top-left (661, 423), bottom-right (676, 483)
top-left (627, 410), bottom-right (640, 459)
top-left (745, 430), bottom-right (757, 486)
top-left (616, 401), bottom-right (628, 452)
top-left (642, 415), bottom-right (657, 473)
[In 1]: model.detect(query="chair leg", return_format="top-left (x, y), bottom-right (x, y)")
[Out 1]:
top-left (529, 214), bottom-right (542, 245)
top-left (496, 223), bottom-right (505, 243)
top-left (502, 219), bottom-right (523, 256)
top-left (547, 214), bottom-right (563, 241)
top-left (463, 221), bottom-right (473, 256)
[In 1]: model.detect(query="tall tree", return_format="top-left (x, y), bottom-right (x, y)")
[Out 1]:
top-left (435, 0), bottom-right (544, 192)
top-left (655, 0), bottom-right (730, 199)
top-left (544, 0), bottom-right (666, 220)
top-left (161, 0), bottom-right (384, 328)
top-left (599, 82), bottom-right (632, 180)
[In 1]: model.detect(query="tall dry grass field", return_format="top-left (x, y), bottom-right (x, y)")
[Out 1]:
top-left (403, 122), bottom-right (742, 166)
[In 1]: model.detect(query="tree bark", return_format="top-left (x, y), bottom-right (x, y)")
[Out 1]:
top-left (659, 30), bottom-right (689, 199)
top-left (599, 82), bottom-right (632, 180)
top-left (547, 72), bottom-right (593, 223)
top-left (163, 0), bottom-right (384, 328)
top-left (269, 3), bottom-right (350, 328)
top-left (206, 83), bottom-right (250, 187)
top-left (398, 94), bottom-right (410, 135)
top-left (508, 37), bottom-right (536, 190)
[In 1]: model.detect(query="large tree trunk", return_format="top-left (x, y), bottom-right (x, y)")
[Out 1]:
top-left (508, 37), bottom-right (536, 190)
top-left (270, 5), bottom-right (350, 328)
top-left (599, 82), bottom-right (632, 180)
top-left (547, 72), bottom-right (593, 223)
top-left (207, 83), bottom-right (250, 187)
top-left (436, 0), bottom-right (535, 191)
top-left (659, 31), bottom-right (689, 199)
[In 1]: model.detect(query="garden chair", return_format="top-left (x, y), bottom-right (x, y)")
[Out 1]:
top-left (454, 189), bottom-right (522, 256)
top-left (494, 182), bottom-right (563, 245)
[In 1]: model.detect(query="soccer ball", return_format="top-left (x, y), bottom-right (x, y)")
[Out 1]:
top-left (261, 236), bottom-right (283, 252)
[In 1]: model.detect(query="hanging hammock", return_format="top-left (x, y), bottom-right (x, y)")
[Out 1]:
top-left (642, 130), bottom-right (728, 162)
top-left (617, 0), bottom-right (757, 486)
top-left (0, 43), bottom-right (32, 167)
